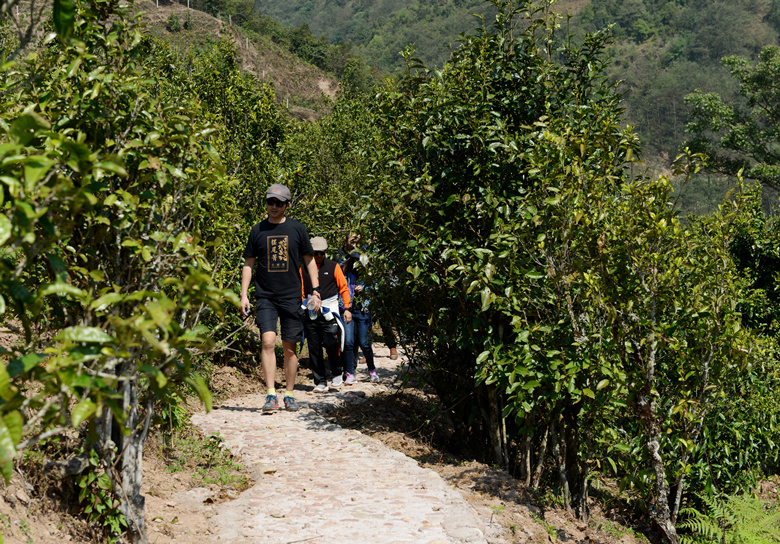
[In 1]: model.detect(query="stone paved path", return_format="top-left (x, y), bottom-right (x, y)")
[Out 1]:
top-left (178, 345), bottom-right (488, 544)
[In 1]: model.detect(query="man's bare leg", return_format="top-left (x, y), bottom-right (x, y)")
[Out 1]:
top-left (282, 340), bottom-right (299, 392)
top-left (261, 331), bottom-right (278, 392)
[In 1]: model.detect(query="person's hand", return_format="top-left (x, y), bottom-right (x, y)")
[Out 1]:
top-left (344, 309), bottom-right (352, 324)
top-left (240, 295), bottom-right (251, 317)
top-left (354, 285), bottom-right (363, 294)
top-left (311, 291), bottom-right (322, 312)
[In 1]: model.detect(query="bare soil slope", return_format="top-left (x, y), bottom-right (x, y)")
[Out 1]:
top-left (136, 0), bottom-right (338, 121)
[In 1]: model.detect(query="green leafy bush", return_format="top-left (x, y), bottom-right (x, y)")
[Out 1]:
top-left (76, 449), bottom-right (127, 542)
top-left (0, 0), bottom-right (245, 539)
top-left (361, 3), bottom-right (760, 541)
top-left (167, 13), bottom-right (182, 32)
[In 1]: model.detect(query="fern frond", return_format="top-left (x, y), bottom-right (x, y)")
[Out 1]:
top-left (678, 493), bottom-right (780, 544)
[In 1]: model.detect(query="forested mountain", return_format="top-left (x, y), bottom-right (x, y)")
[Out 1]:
top-left (575, 0), bottom-right (780, 159)
top-left (256, 0), bottom-right (780, 175)
top-left (253, 0), bottom-right (500, 73)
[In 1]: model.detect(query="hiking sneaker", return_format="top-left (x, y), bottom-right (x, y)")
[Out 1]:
top-left (313, 383), bottom-right (327, 393)
top-left (369, 370), bottom-right (379, 383)
top-left (283, 396), bottom-right (299, 412)
top-left (262, 395), bottom-right (279, 411)
top-left (344, 373), bottom-right (356, 385)
top-left (331, 375), bottom-right (343, 387)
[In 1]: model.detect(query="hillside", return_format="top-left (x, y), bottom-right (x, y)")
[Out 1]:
top-left (254, 0), bottom-right (588, 74)
top-left (254, 0), bottom-right (499, 73)
top-left (137, 0), bottom-right (339, 120)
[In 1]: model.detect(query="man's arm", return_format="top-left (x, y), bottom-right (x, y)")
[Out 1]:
top-left (240, 257), bottom-right (255, 316)
top-left (302, 254), bottom-right (322, 312)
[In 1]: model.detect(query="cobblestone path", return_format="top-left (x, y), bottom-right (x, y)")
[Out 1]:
top-left (175, 346), bottom-right (487, 544)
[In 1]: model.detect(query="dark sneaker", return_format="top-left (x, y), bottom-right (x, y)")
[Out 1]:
top-left (262, 395), bottom-right (279, 411)
top-left (283, 396), bottom-right (299, 412)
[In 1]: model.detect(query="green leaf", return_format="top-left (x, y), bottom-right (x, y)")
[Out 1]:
top-left (9, 113), bottom-right (50, 145)
top-left (476, 350), bottom-right (490, 365)
top-left (0, 417), bottom-right (18, 483)
top-left (53, 0), bottom-right (75, 39)
top-left (67, 57), bottom-right (82, 77)
top-left (141, 365), bottom-right (168, 389)
top-left (90, 292), bottom-right (124, 310)
top-left (606, 457), bottom-right (618, 474)
top-left (7, 352), bottom-right (46, 377)
top-left (46, 254), bottom-right (68, 282)
top-left (480, 287), bottom-right (494, 311)
top-left (56, 327), bottom-right (113, 344)
top-left (24, 158), bottom-right (53, 189)
top-left (3, 412), bottom-right (23, 446)
top-left (97, 473), bottom-right (112, 490)
top-left (0, 214), bottom-right (12, 246)
top-left (185, 372), bottom-right (212, 412)
top-left (523, 380), bottom-right (541, 391)
top-left (0, 363), bottom-right (12, 401)
top-left (95, 160), bottom-right (127, 177)
top-left (582, 388), bottom-right (595, 399)
top-left (72, 400), bottom-right (97, 427)
top-left (39, 282), bottom-right (86, 299)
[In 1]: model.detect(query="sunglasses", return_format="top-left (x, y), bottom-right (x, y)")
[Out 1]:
top-left (313, 251), bottom-right (326, 256)
top-left (266, 198), bottom-right (286, 207)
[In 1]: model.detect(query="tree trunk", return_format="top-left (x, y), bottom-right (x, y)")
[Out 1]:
top-left (577, 461), bottom-right (590, 523)
top-left (550, 417), bottom-right (573, 517)
top-left (635, 390), bottom-right (679, 544)
top-left (563, 405), bottom-right (581, 502)
top-left (116, 391), bottom-right (153, 544)
top-left (531, 423), bottom-right (549, 490)
top-left (98, 364), bottom-right (154, 544)
top-left (486, 384), bottom-right (508, 467)
top-left (520, 412), bottom-right (532, 486)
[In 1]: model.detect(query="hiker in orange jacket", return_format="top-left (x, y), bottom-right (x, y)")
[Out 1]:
top-left (302, 236), bottom-right (352, 392)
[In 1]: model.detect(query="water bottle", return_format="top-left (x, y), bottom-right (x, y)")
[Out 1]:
top-left (306, 296), bottom-right (317, 319)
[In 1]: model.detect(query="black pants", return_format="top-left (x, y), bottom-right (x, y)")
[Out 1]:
top-left (380, 320), bottom-right (397, 349)
top-left (304, 314), bottom-right (343, 385)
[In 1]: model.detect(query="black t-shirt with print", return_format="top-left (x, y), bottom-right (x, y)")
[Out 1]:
top-left (242, 218), bottom-right (314, 300)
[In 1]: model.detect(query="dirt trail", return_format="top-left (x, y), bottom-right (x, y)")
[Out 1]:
top-left (169, 346), bottom-right (488, 544)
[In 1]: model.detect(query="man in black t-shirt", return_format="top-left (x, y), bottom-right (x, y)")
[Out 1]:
top-left (240, 183), bottom-right (321, 412)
